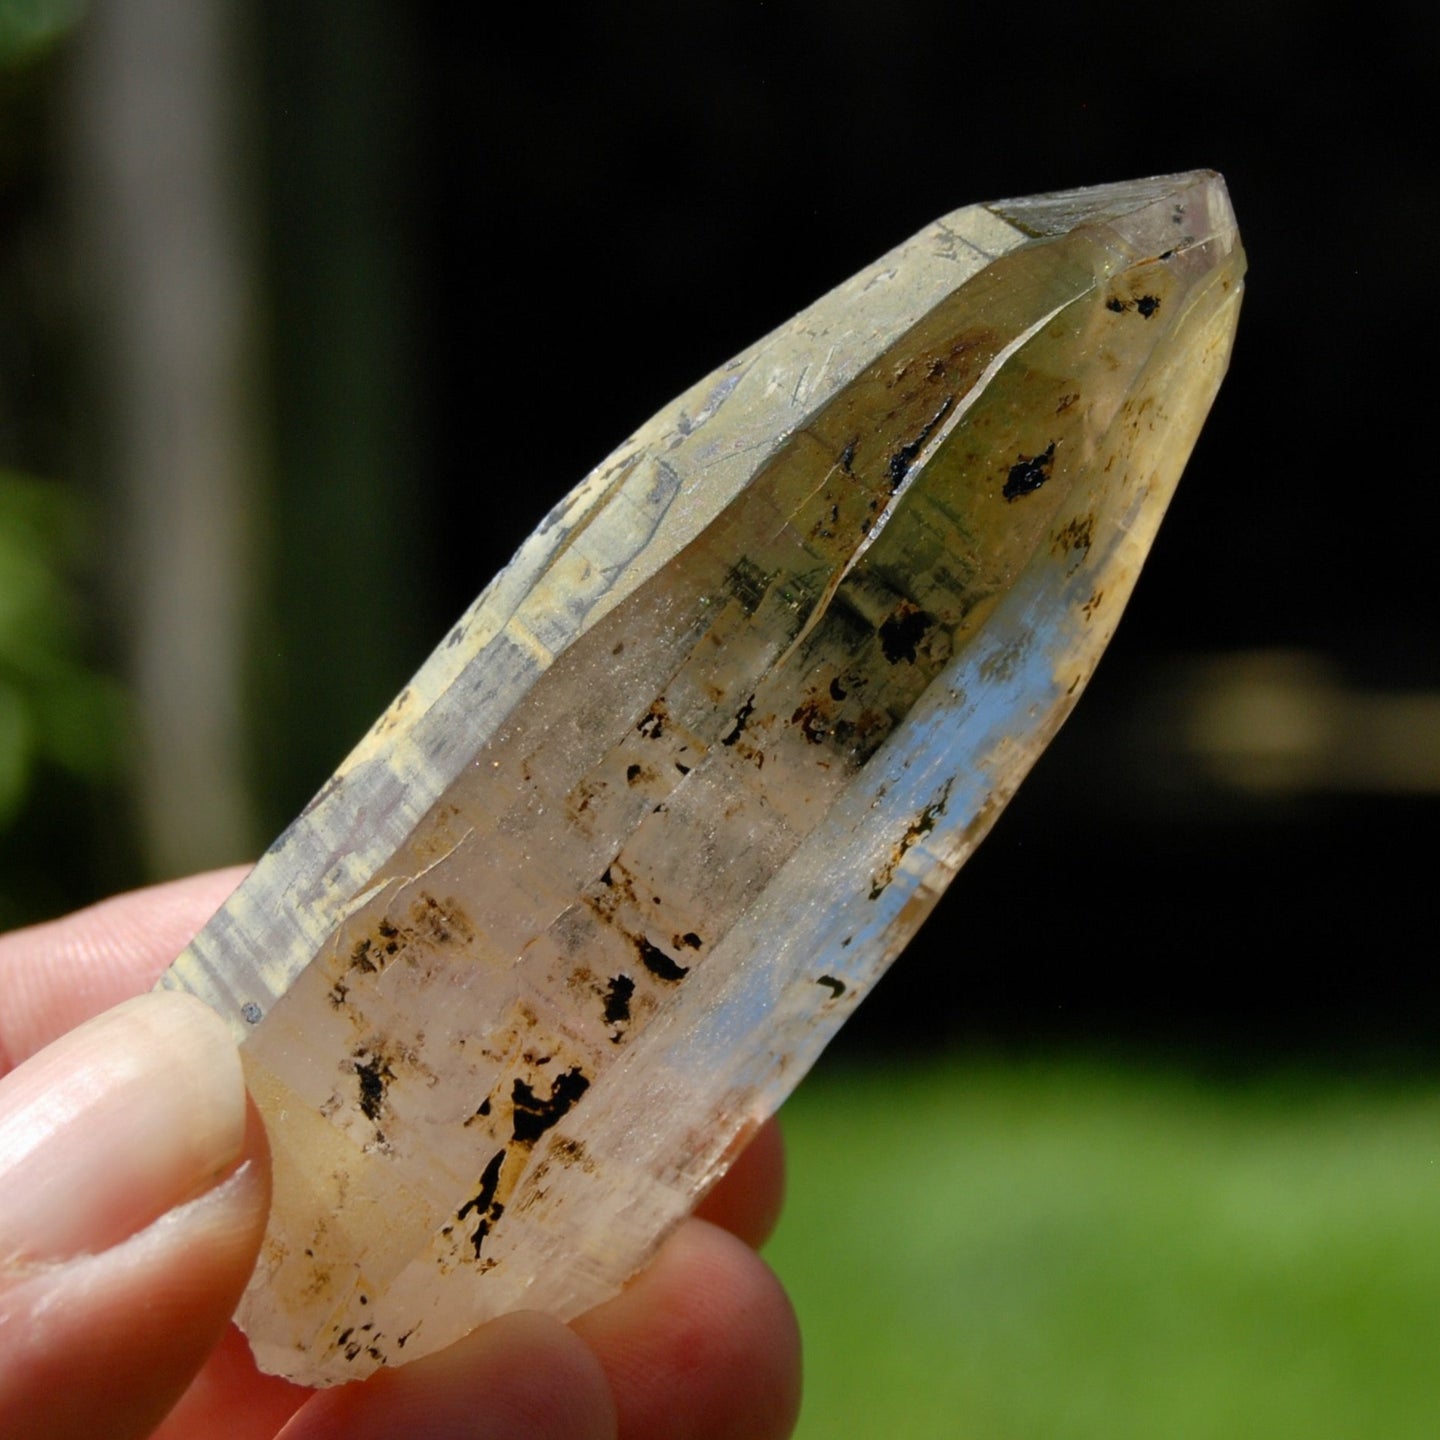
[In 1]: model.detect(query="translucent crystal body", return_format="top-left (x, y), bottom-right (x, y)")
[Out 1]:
top-left (160, 170), bottom-right (1244, 1384)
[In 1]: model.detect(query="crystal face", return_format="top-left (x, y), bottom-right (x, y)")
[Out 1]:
top-left (160, 170), bottom-right (1244, 1385)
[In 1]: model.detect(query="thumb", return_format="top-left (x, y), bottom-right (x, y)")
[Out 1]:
top-left (0, 992), bottom-right (269, 1440)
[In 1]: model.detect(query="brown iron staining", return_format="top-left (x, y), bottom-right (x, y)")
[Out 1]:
top-left (868, 778), bottom-right (955, 900)
top-left (886, 394), bottom-right (957, 491)
top-left (785, 329), bottom-right (987, 553)
top-left (329, 892), bottom-right (475, 1009)
top-left (569, 773), bottom-right (608, 816)
top-left (1003, 441), bottom-right (1057, 502)
top-left (344, 1037), bottom-right (435, 1141)
top-left (726, 555), bottom-right (771, 614)
top-left (791, 661), bottom-right (873, 746)
top-left (720, 693), bottom-right (757, 748)
top-left (457, 1148), bottom-right (507, 1260)
top-left (602, 973), bottom-right (635, 1041)
top-left (770, 649), bottom-right (890, 769)
top-left (1104, 294), bottom-right (1162, 319)
top-left (792, 695), bottom-right (831, 744)
top-left (550, 1136), bottom-right (594, 1172)
top-left (785, 578), bottom-right (954, 772)
top-left (831, 706), bottom-right (897, 771)
top-left (409, 892), bottom-right (473, 947)
top-left (374, 686), bottom-right (415, 737)
top-left (332, 1318), bottom-right (385, 1366)
top-left (458, 1066), bottom-right (592, 1260)
top-left (355, 926), bottom-right (394, 974)
top-left (977, 636), bottom-right (1028, 686)
top-left (588, 860), bottom-right (655, 933)
top-left (407, 801), bottom-right (469, 867)
top-left (511, 1069), bottom-right (591, 1145)
top-left (878, 603), bottom-right (938, 665)
top-left (602, 974), bottom-right (634, 1025)
top-left (1052, 512), bottom-right (1096, 559)
top-left (636, 936), bottom-right (689, 982)
top-left (579, 861), bottom-right (695, 1017)
top-left (353, 1051), bottom-right (395, 1124)
top-left (636, 700), bottom-right (668, 739)
top-left (326, 1278), bottom-right (385, 1365)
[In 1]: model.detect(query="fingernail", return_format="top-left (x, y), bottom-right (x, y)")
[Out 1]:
top-left (0, 991), bottom-right (247, 1265)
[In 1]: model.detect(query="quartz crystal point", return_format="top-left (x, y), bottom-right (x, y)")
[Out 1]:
top-left (160, 170), bottom-right (1243, 1385)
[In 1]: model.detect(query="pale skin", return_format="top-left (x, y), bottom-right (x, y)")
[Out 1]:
top-left (0, 870), bottom-right (801, 1440)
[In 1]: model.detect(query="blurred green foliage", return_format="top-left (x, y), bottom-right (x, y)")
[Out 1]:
top-left (772, 1057), bottom-right (1440, 1439)
top-left (0, 6), bottom-right (131, 925)
top-left (0, 470), bottom-right (125, 918)
top-left (0, 0), bottom-right (85, 68)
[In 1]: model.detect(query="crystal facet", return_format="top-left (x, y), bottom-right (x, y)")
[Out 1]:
top-left (160, 170), bottom-right (1244, 1385)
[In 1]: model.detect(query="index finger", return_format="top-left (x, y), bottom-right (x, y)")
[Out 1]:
top-left (0, 867), bottom-right (248, 1075)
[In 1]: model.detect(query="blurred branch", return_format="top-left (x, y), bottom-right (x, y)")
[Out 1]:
top-left (1181, 651), bottom-right (1440, 797)
top-left (65, 0), bottom-right (262, 876)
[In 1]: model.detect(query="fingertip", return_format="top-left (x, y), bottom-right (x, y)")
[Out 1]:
top-left (572, 1218), bottom-right (802, 1440)
top-left (694, 1115), bottom-right (786, 1248)
top-left (0, 867), bottom-right (249, 1071)
top-left (0, 1154), bottom-right (271, 1440)
top-left (279, 1309), bottom-right (616, 1440)
top-left (0, 991), bottom-right (250, 1266)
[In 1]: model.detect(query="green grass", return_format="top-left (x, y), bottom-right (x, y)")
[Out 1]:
top-left (767, 1056), bottom-right (1440, 1439)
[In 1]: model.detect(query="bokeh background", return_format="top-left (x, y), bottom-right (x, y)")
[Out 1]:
top-left (2, 2), bottom-right (1437, 1435)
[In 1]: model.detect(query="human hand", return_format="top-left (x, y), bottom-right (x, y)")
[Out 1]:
top-left (0, 871), bottom-right (801, 1440)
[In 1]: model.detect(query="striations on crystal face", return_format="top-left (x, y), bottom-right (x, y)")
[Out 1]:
top-left (159, 170), bottom-right (1245, 1385)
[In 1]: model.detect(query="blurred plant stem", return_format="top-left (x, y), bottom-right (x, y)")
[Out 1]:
top-left (54, 0), bottom-right (430, 883)
top-left (65, 0), bottom-right (262, 876)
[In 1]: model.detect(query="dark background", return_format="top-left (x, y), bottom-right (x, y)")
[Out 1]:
top-left (400, 4), bottom-right (1439, 1064)
top-left (4, 2), bottom-right (1437, 1064)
